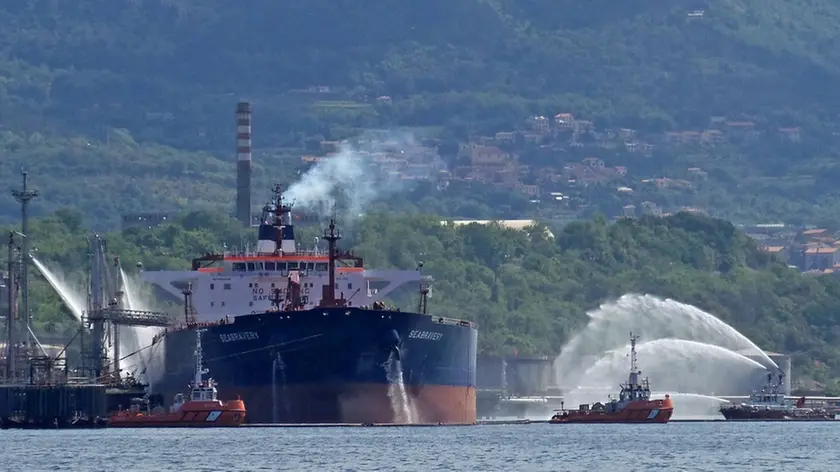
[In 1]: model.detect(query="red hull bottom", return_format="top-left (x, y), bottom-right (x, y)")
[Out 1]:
top-left (549, 412), bottom-right (673, 424)
top-left (208, 383), bottom-right (477, 424)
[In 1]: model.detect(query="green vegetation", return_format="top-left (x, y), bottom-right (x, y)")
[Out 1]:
top-left (3, 1), bottom-right (840, 226)
top-left (20, 209), bottom-right (840, 388)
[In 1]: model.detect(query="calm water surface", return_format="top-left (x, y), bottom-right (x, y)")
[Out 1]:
top-left (0, 422), bottom-right (834, 471)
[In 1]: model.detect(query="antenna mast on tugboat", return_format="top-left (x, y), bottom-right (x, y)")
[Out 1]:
top-left (193, 328), bottom-right (209, 387)
top-left (629, 331), bottom-right (639, 374)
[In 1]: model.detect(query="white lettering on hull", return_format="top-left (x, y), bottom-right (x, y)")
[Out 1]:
top-left (408, 330), bottom-right (443, 341)
top-left (220, 332), bottom-right (259, 343)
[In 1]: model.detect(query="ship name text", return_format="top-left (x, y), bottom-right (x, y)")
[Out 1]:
top-left (408, 330), bottom-right (443, 341)
top-left (251, 287), bottom-right (310, 301)
top-left (220, 331), bottom-right (260, 343)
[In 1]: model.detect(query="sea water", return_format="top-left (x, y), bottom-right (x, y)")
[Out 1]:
top-left (0, 422), bottom-right (834, 471)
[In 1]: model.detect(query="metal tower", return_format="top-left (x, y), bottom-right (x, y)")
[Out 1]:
top-left (11, 171), bottom-right (37, 347)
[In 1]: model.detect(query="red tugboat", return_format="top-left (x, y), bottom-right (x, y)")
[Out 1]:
top-left (719, 371), bottom-right (834, 421)
top-left (550, 333), bottom-right (674, 424)
top-left (109, 328), bottom-right (246, 428)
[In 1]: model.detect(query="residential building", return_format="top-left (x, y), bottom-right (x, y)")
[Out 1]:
top-left (529, 116), bottom-right (551, 133)
top-left (701, 130), bottom-right (724, 146)
top-left (618, 128), bottom-right (637, 140)
top-left (495, 131), bottom-right (516, 143)
top-left (804, 247), bottom-right (840, 270)
top-left (554, 113), bottom-right (575, 130)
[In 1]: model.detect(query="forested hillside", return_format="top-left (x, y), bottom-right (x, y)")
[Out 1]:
top-left (22, 209), bottom-right (840, 388)
top-left (4, 0), bottom-right (840, 141)
top-left (2, 0), bottom-right (840, 225)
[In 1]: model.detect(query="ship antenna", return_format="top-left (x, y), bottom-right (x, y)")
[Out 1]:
top-left (320, 218), bottom-right (341, 307)
top-left (194, 328), bottom-right (209, 386)
top-left (629, 331), bottom-right (639, 374)
top-left (273, 184), bottom-right (283, 226)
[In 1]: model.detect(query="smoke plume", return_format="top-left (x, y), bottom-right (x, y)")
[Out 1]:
top-left (283, 132), bottom-right (444, 221)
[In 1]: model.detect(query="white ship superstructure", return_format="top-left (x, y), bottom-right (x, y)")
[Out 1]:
top-left (140, 186), bottom-right (429, 322)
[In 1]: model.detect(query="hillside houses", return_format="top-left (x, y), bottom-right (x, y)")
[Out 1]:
top-left (750, 226), bottom-right (840, 275)
top-left (295, 103), bottom-right (811, 225)
top-left (300, 139), bottom-right (448, 182)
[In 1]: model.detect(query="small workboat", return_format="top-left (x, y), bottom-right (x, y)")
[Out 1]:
top-left (109, 328), bottom-right (246, 427)
top-left (720, 372), bottom-right (835, 422)
top-left (550, 332), bottom-right (674, 424)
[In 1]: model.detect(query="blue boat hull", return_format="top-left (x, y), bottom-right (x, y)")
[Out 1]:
top-left (152, 307), bottom-right (478, 424)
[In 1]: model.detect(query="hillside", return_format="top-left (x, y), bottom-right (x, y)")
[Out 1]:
top-left (3, 0), bottom-right (840, 224)
top-left (4, 0), bottom-right (840, 141)
top-left (20, 209), bottom-right (840, 389)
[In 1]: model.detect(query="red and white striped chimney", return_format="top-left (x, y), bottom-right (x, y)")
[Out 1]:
top-left (236, 102), bottom-right (252, 226)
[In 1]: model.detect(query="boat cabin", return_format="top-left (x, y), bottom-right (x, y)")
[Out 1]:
top-left (745, 372), bottom-right (789, 409)
top-left (191, 379), bottom-right (219, 402)
top-left (618, 372), bottom-right (652, 403)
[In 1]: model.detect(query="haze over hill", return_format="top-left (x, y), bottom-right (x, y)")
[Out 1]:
top-left (2, 0), bottom-right (840, 224)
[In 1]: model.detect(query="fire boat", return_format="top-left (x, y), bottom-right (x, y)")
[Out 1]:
top-left (550, 333), bottom-right (674, 424)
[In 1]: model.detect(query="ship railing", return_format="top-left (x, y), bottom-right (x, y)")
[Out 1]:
top-left (429, 315), bottom-right (476, 329)
top-left (222, 249), bottom-right (344, 258)
top-left (160, 316), bottom-right (235, 335)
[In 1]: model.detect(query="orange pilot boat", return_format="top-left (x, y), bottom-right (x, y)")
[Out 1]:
top-left (109, 328), bottom-right (246, 428)
top-left (550, 333), bottom-right (674, 424)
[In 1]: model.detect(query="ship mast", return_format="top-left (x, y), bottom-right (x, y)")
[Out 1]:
top-left (319, 218), bottom-right (343, 307)
top-left (274, 184), bottom-right (293, 226)
top-left (193, 328), bottom-right (209, 386)
top-left (627, 331), bottom-right (643, 389)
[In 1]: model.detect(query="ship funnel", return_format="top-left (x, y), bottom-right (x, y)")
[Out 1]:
top-left (280, 224), bottom-right (296, 254)
top-left (236, 101), bottom-right (253, 227)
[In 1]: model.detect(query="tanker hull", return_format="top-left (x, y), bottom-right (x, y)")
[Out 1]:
top-left (153, 307), bottom-right (477, 424)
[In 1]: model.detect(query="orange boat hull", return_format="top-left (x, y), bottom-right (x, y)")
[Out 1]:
top-left (550, 398), bottom-right (674, 424)
top-left (109, 399), bottom-right (246, 428)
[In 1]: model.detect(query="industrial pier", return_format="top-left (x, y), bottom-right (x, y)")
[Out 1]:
top-left (477, 355), bottom-right (564, 419)
top-left (0, 172), bottom-right (172, 428)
